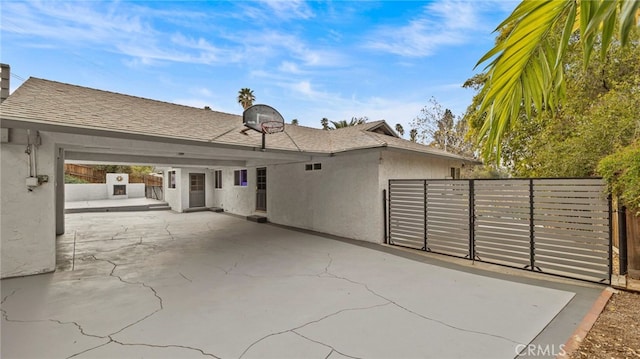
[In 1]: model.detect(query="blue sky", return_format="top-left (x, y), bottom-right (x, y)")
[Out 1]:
top-left (1, 0), bottom-right (517, 135)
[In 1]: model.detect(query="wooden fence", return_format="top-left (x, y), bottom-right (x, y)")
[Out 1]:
top-left (65, 164), bottom-right (162, 186)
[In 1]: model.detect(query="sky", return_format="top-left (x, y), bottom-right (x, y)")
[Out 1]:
top-left (1, 0), bottom-right (518, 135)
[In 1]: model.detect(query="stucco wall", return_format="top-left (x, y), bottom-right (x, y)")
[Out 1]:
top-left (128, 183), bottom-right (145, 198)
top-left (268, 151), bottom-right (381, 242)
top-left (65, 184), bottom-right (108, 201)
top-left (164, 168), bottom-right (183, 212)
top-left (210, 167), bottom-right (255, 215)
top-left (1, 131), bottom-right (57, 278)
top-left (164, 167), bottom-right (218, 212)
top-left (65, 183), bottom-right (145, 202)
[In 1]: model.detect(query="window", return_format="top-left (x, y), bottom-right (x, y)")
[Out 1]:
top-left (305, 163), bottom-right (322, 171)
top-left (214, 170), bottom-right (222, 189)
top-left (234, 169), bottom-right (248, 186)
top-left (450, 167), bottom-right (461, 179)
top-left (168, 171), bottom-right (176, 188)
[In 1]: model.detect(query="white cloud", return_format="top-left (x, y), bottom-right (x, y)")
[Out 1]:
top-left (278, 61), bottom-right (303, 74)
top-left (261, 0), bottom-right (315, 20)
top-left (364, 0), bottom-right (501, 57)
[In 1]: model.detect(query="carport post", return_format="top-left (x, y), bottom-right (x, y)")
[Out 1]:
top-left (55, 146), bottom-right (65, 235)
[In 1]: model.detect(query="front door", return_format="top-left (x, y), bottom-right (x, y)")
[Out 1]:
top-left (189, 173), bottom-right (205, 208)
top-left (256, 167), bottom-right (267, 211)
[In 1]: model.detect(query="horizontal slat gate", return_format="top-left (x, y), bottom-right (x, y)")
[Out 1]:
top-left (425, 181), bottom-right (470, 257)
top-left (388, 178), bottom-right (611, 284)
top-left (532, 179), bottom-right (610, 282)
top-left (474, 180), bottom-right (531, 268)
top-left (389, 180), bottom-right (424, 249)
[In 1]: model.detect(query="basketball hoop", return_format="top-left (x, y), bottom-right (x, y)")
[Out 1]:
top-left (242, 104), bottom-right (286, 150)
top-left (261, 120), bottom-right (284, 134)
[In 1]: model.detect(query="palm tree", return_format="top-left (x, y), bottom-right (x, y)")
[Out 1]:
top-left (475, 0), bottom-right (639, 159)
top-left (395, 123), bottom-right (405, 137)
top-left (329, 117), bottom-right (367, 129)
top-left (291, 119), bottom-right (299, 126)
top-left (237, 88), bottom-right (255, 110)
top-left (321, 117), bottom-right (329, 130)
top-left (409, 129), bottom-right (418, 142)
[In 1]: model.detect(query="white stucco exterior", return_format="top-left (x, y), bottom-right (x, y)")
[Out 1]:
top-left (1, 130), bottom-right (57, 278)
top-left (1, 78), bottom-right (477, 279)
top-left (165, 148), bottom-right (467, 245)
top-left (65, 183), bottom-right (145, 202)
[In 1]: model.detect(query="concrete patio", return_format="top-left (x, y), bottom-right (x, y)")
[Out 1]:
top-left (1, 211), bottom-right (603, 358)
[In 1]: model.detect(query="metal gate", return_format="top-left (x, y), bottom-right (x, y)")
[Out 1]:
top-left (388, 178), bottom-right (612, 283)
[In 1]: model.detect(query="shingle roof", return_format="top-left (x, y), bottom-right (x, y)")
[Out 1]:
top-left (0, 77), bottom-right (475, 161)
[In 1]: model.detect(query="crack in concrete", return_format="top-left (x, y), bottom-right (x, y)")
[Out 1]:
top-left (165, 224), bottom-right (175, 240)
top-left (291, 331), bottom-right (363, 359)
top-left (179, 272), bottom-right (193, 282)
top-left (80, 255), bottom-right (165, 338)
top-left (237, 302), bottom-right (389, 359)
top-left (1, 289), bottom-right (17, 305)
top-left (72, 230), bottom-right (77, 270)
top-left (109, 338), bottom-right (222, 358)
top-left (1, 260), bottom-right (217, 359)
top-left (324, 349), bottom-right (335, 359)
top-left (325, 271), bottom-right (521, 345)
top-left (66, 341), bottom-right (112, 358)
top-left (110, 226), bottom-right (129, 241)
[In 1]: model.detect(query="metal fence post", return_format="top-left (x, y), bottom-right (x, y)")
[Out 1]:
top-left (383, 189), bottom-right (388, 245)
top-left (469, 179), bottom-right (475, 260)
top-left (529, 179), bottom-right (535, 271)
top-left (618, 204), bottom-right (628, 276)
top-left (608, 194), bottom-right (613, 282)
top-left (423, 180), bottom-right (428, 251)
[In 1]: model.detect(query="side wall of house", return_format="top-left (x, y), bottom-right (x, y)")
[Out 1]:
top-left (268, 151), bottom-right (381, 242)
top-left (210, 167), bottom-right (256, 215)
top-left (164, 168), bottom-right (183, 212)
top-left (379, 149), bottom-right (466, 183)
top-left (1, 130), bottom-right (57, 278)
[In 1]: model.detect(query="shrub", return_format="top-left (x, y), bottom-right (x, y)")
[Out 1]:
top-left (598, 141), bottom-right (640, 215)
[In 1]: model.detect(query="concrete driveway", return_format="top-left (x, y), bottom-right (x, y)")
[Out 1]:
top-left (2, 211), bottom-right (600, 358)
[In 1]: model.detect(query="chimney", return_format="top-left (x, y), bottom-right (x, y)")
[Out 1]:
top-left (1, 64), bottom-right (10, 103)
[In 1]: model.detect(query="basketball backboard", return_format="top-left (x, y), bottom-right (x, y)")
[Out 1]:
top-left (243, 104), bottom-right (285, 133)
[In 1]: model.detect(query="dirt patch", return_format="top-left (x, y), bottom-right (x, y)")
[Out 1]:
top-left (570, 290), bottom-right (640, 358)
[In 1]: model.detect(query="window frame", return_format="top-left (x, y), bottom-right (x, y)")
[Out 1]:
top-left (168, 170), bottom-right (176, 189)
top-left (234, 169), bottom-right (248, 187)
top-left (214, 170), bottom-right (223, 189)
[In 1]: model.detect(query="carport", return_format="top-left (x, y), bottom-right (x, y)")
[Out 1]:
top-left (2, 211), bottom-right (603, 358)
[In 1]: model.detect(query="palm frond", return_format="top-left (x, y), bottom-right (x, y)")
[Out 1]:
top-left (475, 0), bottom-right (639, 161)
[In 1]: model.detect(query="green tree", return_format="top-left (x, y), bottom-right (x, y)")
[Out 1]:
top-left (237, 88), bottom-right (255, 110)
top-left (395, 123), bottom-right (405, 137)
top-left (321, 117), bottom-right (329, 130)
top-left (410, 97), bottom-right (475, 157)
top-left (329, 117), bottom-right (367, 129)
top-left (465, 26), bottom-right (640, 178)
top-left (291, 119), bottom-right (299, 126)
top-left (409, 129), bottom-right (418, 142)
top-left (475, 0), bottom-right (639, 159)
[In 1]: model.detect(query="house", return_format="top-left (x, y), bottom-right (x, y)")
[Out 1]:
top-left (0, 71), bottom-right (477, 279)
